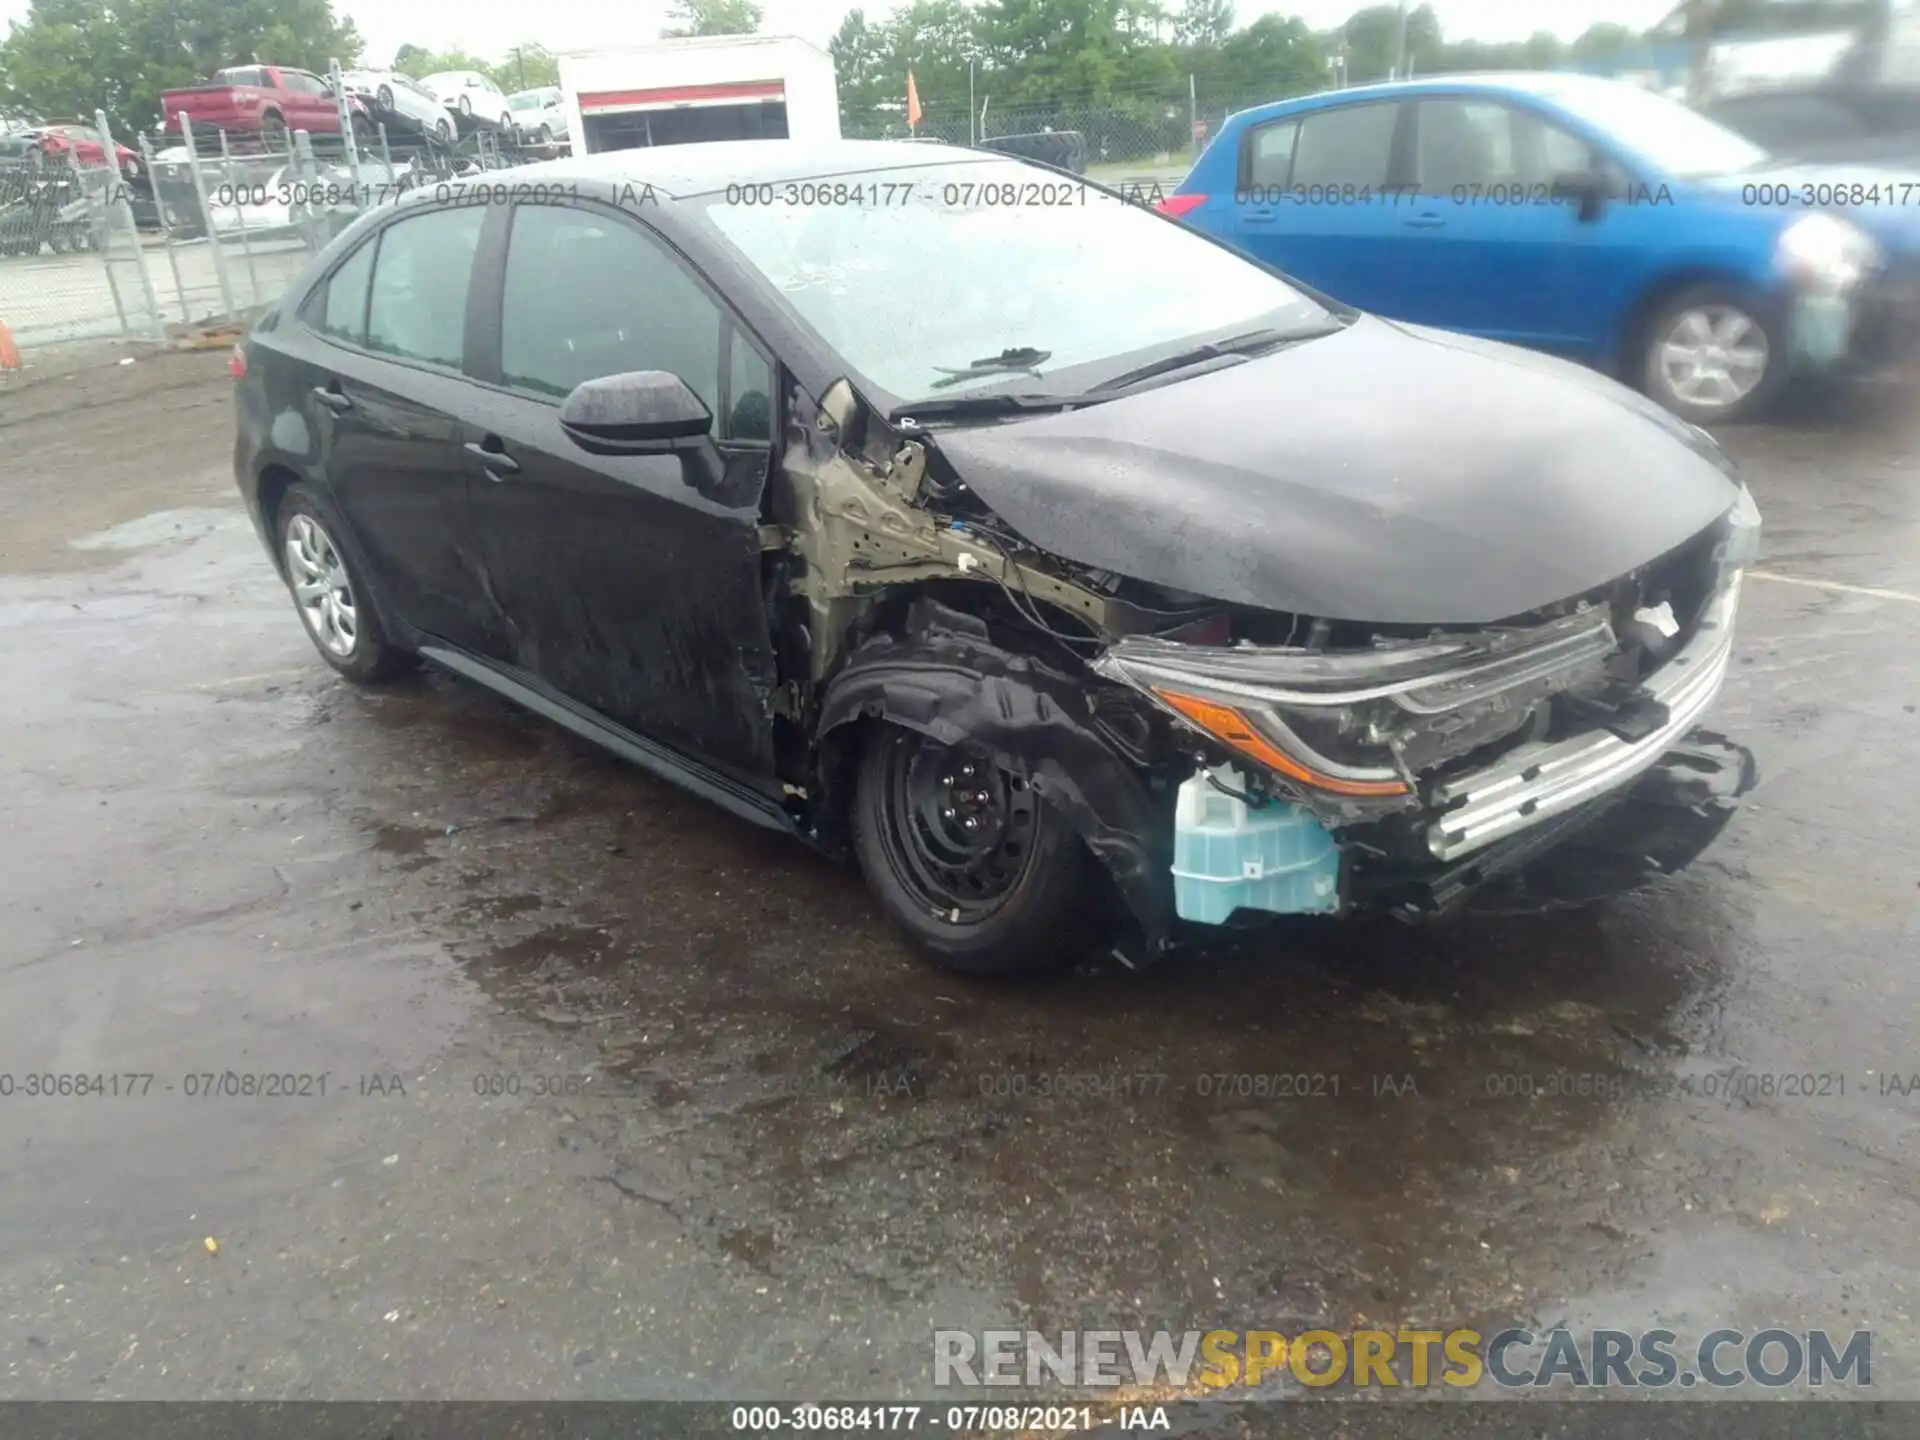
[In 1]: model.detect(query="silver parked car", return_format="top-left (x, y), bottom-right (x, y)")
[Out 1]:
top-left (420, 70), bottom-right (514, 132)
top-left (337, 70), bottom-right (459, 144)
top-left (507, 86), bottom-right (569, 145)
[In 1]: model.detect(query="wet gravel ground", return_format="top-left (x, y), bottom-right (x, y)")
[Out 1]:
top-left (0, 352), bottom-right (1916, 1408)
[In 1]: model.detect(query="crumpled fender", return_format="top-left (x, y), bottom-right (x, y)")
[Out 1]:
top-left (815, 598), bottom-right (1175, 959)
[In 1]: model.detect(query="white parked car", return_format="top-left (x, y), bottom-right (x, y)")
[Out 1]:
top-left (336, 70), bottom-right (459, 144)
top-left (420, 71), bottom-right (513, 131)
top-left (507, 86), bottom-right (569, 145)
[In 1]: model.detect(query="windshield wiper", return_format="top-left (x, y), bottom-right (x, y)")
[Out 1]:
top-left (888, 390), bottom-right (1085, 425)
top-left (928, 346), bottom-right (1053, 389)
top-left (1086, 323), bottom-right (1346, 395)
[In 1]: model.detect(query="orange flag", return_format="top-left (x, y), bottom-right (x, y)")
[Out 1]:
top-left (906, 70), bottom-right (922, 132)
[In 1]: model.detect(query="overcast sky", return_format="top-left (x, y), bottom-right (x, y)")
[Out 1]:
top-left (3, 0), bottom-right (1683, 75)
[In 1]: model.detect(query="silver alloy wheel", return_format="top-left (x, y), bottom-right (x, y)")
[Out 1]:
top-left (1656, 305), bottom-right (1769, 411)
top-left (284, 513), bottom-right (358, 657)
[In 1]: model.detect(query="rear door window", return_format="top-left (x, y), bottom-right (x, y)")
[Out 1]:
top-left (1290, 102), bottom-right (1398, 188)
top-left (1242, 119), bottom-right (1299, 190)
top-left (306, 236), bottom-right (377, 345)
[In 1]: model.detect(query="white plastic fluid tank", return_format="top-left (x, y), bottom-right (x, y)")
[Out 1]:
top-left (1171, 765), bottom-right (1342, 924)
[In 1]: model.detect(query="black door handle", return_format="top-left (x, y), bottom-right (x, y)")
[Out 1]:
top-left (312, 384), bottom-right (352, 412)
top-left (464, 438), bottom-right (520, 476)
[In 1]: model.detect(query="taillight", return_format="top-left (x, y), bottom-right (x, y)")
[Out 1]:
top-left (1156, 193), bottom-right (1208, 219)
top-left (228, 346), bottom-right (246, 380)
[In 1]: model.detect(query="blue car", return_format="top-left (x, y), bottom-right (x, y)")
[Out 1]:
top-left (1164, 73), bottom-right (1920, 422)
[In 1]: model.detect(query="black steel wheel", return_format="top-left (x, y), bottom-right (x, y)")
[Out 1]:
top-left (851, 722), bottom-right (1102, 974)
top-left (377, 84), bottom-right (395, 112)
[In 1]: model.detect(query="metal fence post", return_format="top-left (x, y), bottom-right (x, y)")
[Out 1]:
top-left (137, 131), bottom-right (190, 326)
top-left (95, 110), bottom-right (165, 338)
top-left (217, 128), bottom-right (262, 307)
top-left (330, 57), bottom-right (361, 188)
top-left (179, 114), bottom-right (237, 320)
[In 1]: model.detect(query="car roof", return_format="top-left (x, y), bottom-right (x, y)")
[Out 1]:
top-left (467, 138), bottom-right (1013, 198)
top-left (1230, 70), bottom-right (1644, 121)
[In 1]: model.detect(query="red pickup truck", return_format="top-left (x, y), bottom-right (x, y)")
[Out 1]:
top-left (160, 66), bottom-right (370, 145)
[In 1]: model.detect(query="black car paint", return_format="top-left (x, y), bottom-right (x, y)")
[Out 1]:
top-left (240, 181), bottom-right (795, 804)
top-left (235, 144), bottom-right (1751, 959)
top-left (934, 314), bottom-right (1742, 626)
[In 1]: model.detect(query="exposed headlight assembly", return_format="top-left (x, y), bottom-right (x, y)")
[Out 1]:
top-left (1092, 609), bottom-right (1620, 812)
top-left (1776, 213), bottom-right (1880, 291)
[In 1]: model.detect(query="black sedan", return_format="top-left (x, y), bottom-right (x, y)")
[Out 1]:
top-left (231, 141), bottom-right (1761, 973)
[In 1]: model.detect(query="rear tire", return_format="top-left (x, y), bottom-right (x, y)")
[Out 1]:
top-left (850, 722), bottom-right (1102, 974)
top-left (260, 110), bottom-right (286, 150)
top-left (275, 487), bottom-right (416, 684)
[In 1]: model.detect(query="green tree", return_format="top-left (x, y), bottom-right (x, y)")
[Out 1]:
top-left (1214, 13), bottom-right (1323, 96)
top-left (661, 0), bottom-right (763, 38)
top-left (391, 45), bottom-right (495, 81)
top-left (1570, 21), bottom-right (1639, 62)
top-left (0, 0), bottom-right (361, 139)
top-left (1174, 0), bottom-right (1234, 49)
top-left (830, 8), bottom-right (892, 116)
top-left (495, 43), bottom-right (560, 91)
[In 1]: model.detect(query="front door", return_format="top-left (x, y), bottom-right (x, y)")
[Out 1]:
top-left (461, 198), bottom-right (781, 782)
top-left (1388, 97), bottom-right (1647, 356)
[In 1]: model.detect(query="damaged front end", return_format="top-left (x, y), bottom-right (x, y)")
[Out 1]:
top-left (1091, 485), bottom-right (1762, 925)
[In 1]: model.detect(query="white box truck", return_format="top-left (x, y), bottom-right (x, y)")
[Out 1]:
top-left (557, 35), bottom-right (841, 154)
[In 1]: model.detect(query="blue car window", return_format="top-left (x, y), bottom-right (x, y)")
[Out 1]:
top-left (1245, 119), bottom-right (1299, 189)
top-left (1291, 103), bottom-right (1396, 188)
top-left (1416, 100), bottom-right (1598, 189)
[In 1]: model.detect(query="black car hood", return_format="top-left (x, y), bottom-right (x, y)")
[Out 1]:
top-left (932, 315), bottom-right (1742, 625)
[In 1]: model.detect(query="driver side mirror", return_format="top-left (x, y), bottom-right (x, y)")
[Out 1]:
top-left (1552, 168), bottom-right (1608, 223)
top-left (560, 371), bottom-right (713, 455)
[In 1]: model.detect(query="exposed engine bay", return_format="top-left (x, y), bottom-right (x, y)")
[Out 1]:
top-left (768, 376), bottom-right (1761, 963)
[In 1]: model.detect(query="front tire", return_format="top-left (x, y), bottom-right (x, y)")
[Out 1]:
top-left (850, 722), bottom-right (1102, 974)
top-left (1639, 284), bottom-right (1785, 425)
top-left (277, 488), bottom-right (414, 683)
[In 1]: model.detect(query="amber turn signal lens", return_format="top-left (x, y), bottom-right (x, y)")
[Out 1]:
top-left (1154, 688), bottom-right (1410, 798)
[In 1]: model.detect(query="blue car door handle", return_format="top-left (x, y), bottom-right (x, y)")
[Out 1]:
top-left (1240, 207), bottom-right (1277, 226)
top-left (1404, 211), bottom-right (1446, 229)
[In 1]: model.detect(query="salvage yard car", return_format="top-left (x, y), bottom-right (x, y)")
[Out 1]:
top-left (337, 69), bottom-right (459, 144)
top-left (1163, 73), bottom-right (1920, 423)
top-left (231, 140), bottom-right (1760, 974)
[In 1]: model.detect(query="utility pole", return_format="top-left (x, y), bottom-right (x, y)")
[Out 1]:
top-left (1393, 2), bottom-right (1409, 81)
top-left (969, 57), bottom-right (976, 145)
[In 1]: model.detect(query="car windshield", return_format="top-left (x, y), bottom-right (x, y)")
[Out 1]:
top-left (509, 93), bottom-right (544, 110)
top-left (1548, 81), bottom-right (1772, 177)
top-left (702, 158), bottom-right (1331, 403)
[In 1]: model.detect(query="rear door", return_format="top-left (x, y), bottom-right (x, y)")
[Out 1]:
top-left (459, 197), bottom-right (781, 781)
top-left (1228, 99), bottom-right (1409, 312)
top-left (295, 201), bottom-right (506, 653)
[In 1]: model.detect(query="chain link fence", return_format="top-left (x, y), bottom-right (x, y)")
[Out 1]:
top-left (1, 66), bottom-right (547, 359)
top-left (840, 93), bottom-right (1276, 183)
